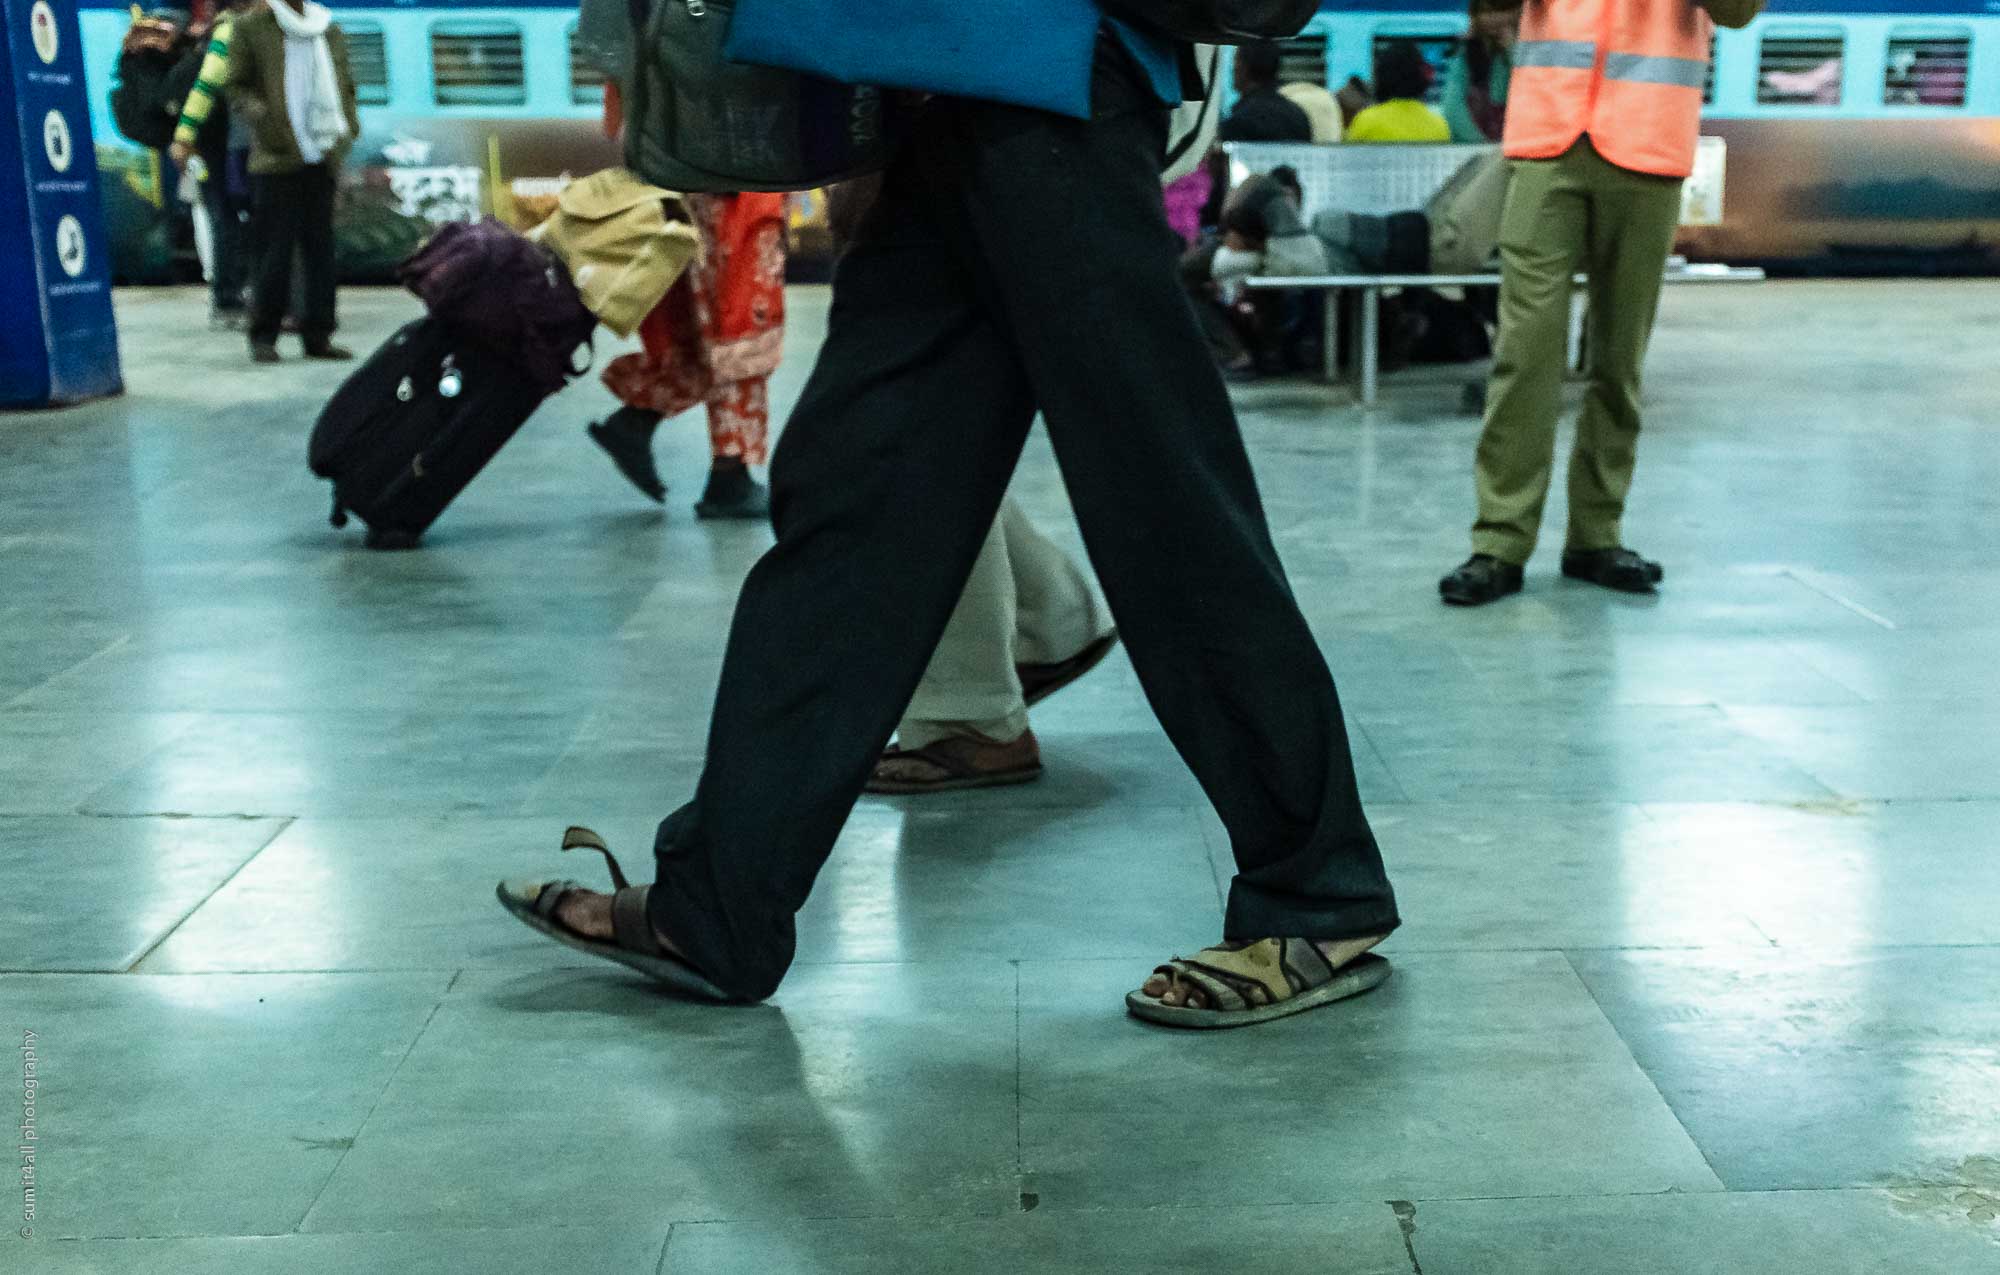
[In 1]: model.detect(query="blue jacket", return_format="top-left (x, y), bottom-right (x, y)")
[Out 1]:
top-left (725, 1), bottom-right (1181, 120)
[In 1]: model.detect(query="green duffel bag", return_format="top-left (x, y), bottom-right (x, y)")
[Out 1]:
top-left (618, 0), bottom-right (912, 193)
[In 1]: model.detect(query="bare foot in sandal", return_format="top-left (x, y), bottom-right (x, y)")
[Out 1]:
top-left (497, 827), bottom-right (731, 1002)
top-left (1129, 934), bottom-right (1392, 1029)
top-left (552, 887), bottom-right (684, 956)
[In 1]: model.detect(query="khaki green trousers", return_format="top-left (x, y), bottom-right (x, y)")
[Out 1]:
top-left (1471, 139), bottom-right (1683, 565)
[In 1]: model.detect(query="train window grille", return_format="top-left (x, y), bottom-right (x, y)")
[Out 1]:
top-left (1702, 34), bottom-right (1715, 105)
top-left (568, 26), bottom-right (606, 106)
top-left (1757, 29), bottom-right (1844, 106)
top-left (431, 22), bottom-right (527, 108)
top-left (1279, 33), bottom-right (1329, 88)
top-left (1884, 28), bottom-right (1970, 108)
top-left (1371, 32), bottom-right (1459, 107)
top-left (344, 22), bottom-right (389, 107)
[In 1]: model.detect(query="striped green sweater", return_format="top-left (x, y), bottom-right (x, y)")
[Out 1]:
top-left (172, 15), bottom-right (232, 149)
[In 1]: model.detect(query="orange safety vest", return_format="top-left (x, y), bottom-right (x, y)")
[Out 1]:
top-left (1503, 0), bottom-right (1714, 179)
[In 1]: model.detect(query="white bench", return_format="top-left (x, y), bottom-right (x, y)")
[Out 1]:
top-left (1245, 263), bottom-right (1766, 406)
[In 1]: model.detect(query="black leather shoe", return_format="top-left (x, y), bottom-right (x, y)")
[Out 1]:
top-left (695, 478), bottom-right (771, 521)
top-left (586, 411), bottom-right (667, 504)
top-left (1439, 554), bottom-right (1524, 606)
top-left (303, 341), bottom-right (354, 361)
top-left (695, 459), bottom-right (770, 521)
top-left (1561, 547), bottom-right (1664, 594)
top-left (363, 526), bottom-right (422, 551)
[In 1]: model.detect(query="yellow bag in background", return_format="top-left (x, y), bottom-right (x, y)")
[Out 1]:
top-left (526, 169), bottom-right (702, 338)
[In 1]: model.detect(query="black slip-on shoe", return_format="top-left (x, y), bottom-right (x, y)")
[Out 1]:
top-left (695, 478), bottom-right (770, 521)
top-left (1561, 547), bottom-right (1664, 594)
top-left (363, 526), bottom-right (423, 551)
top-left (303, 341), bottom-right (354, 361)
top-left (586, 419), bottom-right (668, 504)
top-left (1439, 554), bottom-right (1524, 607)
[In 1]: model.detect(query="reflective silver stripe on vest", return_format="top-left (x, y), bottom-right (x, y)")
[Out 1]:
top-left (1604, 52), bottom-right (1709, 89)
top-left (1514, 39), bottom-right (1598, 70)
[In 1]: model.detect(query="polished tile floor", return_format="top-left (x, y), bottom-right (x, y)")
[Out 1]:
top-left (4, 281), bottom-right (1999, 1273)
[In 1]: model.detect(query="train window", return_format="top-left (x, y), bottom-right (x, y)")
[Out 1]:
top-left (343, 22), bottom-right (389, 107)
top-left (1757, 29), bottom-right (1843, 106)
top-left (1702, 34), bottom-right (1715, 105)
top-left (1885, 28), bottom-right (1970, 108)
top-left (431, 22), bottom-right (527, 107)
top-left (1279, 33), bottom-right (1329, 88)
top-left (1371, 33), bottom-right (1458, 106)
top-left (569, 26), bottom-right (606, 105)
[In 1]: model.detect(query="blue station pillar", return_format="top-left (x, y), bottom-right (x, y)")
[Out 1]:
top-left (1, 0), bottom-right (123, 407)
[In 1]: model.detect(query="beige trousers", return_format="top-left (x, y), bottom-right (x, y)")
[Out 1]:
top-left (898, 497), bottom-right (1114, 750)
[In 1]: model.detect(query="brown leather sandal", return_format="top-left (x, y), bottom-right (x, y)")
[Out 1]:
top-left (1018, 630), bottom-right (1120, 707)
top-left (865, 730), bottom-right (1044, 794)
top-left (496, 827), bottom-right (734, 1001)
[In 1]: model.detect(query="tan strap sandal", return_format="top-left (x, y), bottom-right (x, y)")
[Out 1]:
top-left (1126, 938), bottom-right (1392, 1030)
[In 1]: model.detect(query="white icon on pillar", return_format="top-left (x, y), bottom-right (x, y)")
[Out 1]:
top-left (31, 1), bottom-right (60, 65)
top-left (56, 215), bottom-right (87, 278)
top-left (44, 110), bottom-right (73, 174)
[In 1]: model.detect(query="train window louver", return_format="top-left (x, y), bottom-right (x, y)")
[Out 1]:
top-left (431, 22), bottom-right (527, 107)
top-left (343, 22), bottom-right (389, 107)
top-left (1757, 29), bottom-right (1844, 106)
top-left (1885, 28), bottom-right (1970, 108)
top-left (1370, 32), bottom-right (1458, 107)
top-left (1279, 33), bottom-right (1329, 89)
top-left (569, 27), bottom-right (606, 106)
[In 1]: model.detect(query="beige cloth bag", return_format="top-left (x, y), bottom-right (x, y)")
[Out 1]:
top-left (1425, 149), bottom-right (1511, 275)
top-left (526, 168), bottom-right (703, 338)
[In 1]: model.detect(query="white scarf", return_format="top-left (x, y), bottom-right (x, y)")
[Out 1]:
top-left (265, 0), bottom-right (348, 164)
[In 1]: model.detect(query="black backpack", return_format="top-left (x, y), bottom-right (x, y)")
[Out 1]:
top-left (109, 17), bottom-right (185, 150)
top-left (620, 0), bottom-right (912, 192)
top-left (1103, 0), bottom-right (1318, 44)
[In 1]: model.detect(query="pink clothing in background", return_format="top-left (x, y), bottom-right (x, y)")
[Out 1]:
top-left (1162, 168), bottom-right (1212, 246)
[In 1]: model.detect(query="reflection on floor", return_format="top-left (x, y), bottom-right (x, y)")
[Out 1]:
top-left (4, 282), bottom-right (2000, 1273)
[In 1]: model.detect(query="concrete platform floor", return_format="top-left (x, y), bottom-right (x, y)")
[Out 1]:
top-left (3, 280), bottom-right (1999, 1273)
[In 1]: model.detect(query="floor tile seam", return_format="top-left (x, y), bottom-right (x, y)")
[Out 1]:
top-left (506, 716), bottom-right (617, 818)
top-left (0, 810), bottom-right (286, 822)
top-left (1352, 719), bottom-right (1413, 803)
top-left (0, 633), bottom-right (136, 710)
top-left (121, 815), bottom-right (299, 974)
top-left (1013, 961), bottom-right (1024, 1180)
top-left (1707, 704), bottom-right (1862, 803)
top-left (75, 799), bottom-right (309, 820)
top-left (1402, 1182), bottom-right (1990, 1204)
top-left (1557, 948), bottom-right (1728, 1193)
top-left (44, 1185), bottom-right (1949, 1245)
top-left (18, 937), bottom-right (2000, 980)
top-left (28, 1219), bottom-right (671, 1243)
top-left (0, 965), bottom-right (482, 977)
top-left (292, 997), bottom-right (451, 1235)
top-left (1776, 568), bottom-right (1901, 631)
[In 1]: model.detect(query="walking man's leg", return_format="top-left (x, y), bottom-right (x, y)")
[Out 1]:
top-left (869, 495), bottom-right (1115, 794)
top-left (1003, 499), bottom-right (1114, 676)
top-left (500, 45), bottom-right (1402, 1024)
top-left (1440, 147), bottom-right (1590, 605)
top-left (1559, 145), bottom-right (1682, 594)
top-left (925, 47), bottom-right (1400, 1019)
